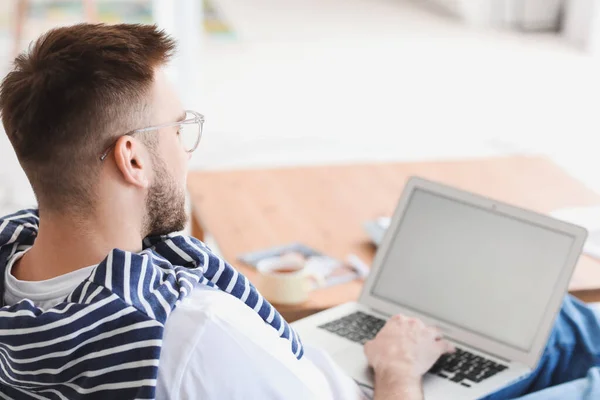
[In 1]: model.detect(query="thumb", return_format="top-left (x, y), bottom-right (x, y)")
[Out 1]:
top-left (363, 340), bottom-right (372, 356)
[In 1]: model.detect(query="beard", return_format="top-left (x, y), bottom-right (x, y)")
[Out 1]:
top-left (143, 154), bottom-right (187, 238)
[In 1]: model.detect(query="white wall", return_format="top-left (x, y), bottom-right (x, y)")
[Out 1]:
top-left (0, 134), bottom-right (36, 214)
top-left (153, 0), bottom-right (203, 111)
top-left (563, 0), bottom-right (600, 53)
top-left (428, 0), bottom-right (564, 30)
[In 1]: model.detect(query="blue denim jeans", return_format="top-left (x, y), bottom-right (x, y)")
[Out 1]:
top-left (481, 295), bottom-right (600, 399)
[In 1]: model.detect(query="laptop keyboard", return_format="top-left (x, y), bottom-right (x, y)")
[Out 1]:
top-left (319, 311), bottom-right (508, 387)
top-left (319, 311), bottom-right (386, 344)
top-left (429, 348), bottom-right (508, 387)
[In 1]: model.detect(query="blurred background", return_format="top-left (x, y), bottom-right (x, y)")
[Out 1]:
top-left (0, 0), bottom-right (599, 214)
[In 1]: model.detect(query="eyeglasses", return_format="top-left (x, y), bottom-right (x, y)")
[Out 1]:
top-left (99, 110), bottom-right (205, 161)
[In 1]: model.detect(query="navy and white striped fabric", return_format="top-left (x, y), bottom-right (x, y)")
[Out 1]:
top-left (0, 209), bottom-right (303, 399)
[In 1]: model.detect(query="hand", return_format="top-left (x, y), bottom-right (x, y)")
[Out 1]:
top-left (364, 314), bottom-right (455, 379)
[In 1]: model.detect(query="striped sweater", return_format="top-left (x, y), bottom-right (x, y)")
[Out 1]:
top-left (0, 210), bottom-right (303, 399)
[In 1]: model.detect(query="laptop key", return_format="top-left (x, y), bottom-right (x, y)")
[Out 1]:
top-left (466, 371), bottom-right (483, 382)
top-left (347, 333), bottom-right (361, 342)
top-left (430, 366), bottom-right (442, 374)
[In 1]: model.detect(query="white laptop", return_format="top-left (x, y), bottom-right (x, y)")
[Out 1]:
top-left (293, 177), bottom-right (587, 399)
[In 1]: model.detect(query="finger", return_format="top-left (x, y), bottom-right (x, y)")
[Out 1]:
top-left (426, 326), bottom-right (442, 341)
top-left (430, 326), bottom-right (443, 340)
top-left (437, 339), bottom-right (455, 354)
top-left (446, 341), bottom-right (456, 353)
top-left (412, 318), bottom-right (426, 329)
top-left (391, 314), bottom-right (406, 322)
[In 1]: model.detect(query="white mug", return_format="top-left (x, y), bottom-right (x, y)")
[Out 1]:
top-left (256, 254), bottom-right (321, 305)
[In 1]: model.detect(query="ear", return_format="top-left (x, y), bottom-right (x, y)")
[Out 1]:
top-left (113, 136), bottom-right (151, 189)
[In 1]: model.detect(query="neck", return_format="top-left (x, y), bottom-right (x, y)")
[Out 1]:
top-left (12, 210), bottom-right (143, 281)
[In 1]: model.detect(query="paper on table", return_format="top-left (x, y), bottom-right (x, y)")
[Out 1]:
top-left (238, 243), bottom-right (361, 288)
top-left (551, 206), bottom-right (600, 260)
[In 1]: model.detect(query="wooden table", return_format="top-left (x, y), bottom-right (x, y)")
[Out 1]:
top-left (188, 156), bottom-right (600, 321)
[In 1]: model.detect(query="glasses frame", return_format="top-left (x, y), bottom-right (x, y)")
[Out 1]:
top-left (99, 109), bottom-right (205, 161)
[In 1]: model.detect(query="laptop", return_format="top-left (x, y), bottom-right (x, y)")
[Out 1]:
top-left (293, 177), bottom-right (587, 399)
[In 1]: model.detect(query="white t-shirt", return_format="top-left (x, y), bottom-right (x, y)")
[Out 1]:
top-left (3, 254), bottom-right (367, 400)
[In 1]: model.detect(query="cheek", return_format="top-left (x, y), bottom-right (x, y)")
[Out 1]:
top-left (161, 136), bottom-right (189, 187)
top-left (178, 155), bottom-right (188, 186)
top-left (172, 139), bottom-right (189, 184)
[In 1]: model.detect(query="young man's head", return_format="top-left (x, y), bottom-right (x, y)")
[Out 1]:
top-left (0, 24), bottom-right (197, 237)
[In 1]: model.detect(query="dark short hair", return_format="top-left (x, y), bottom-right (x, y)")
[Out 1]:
top-left (0, 23), bottom-right (175, 212)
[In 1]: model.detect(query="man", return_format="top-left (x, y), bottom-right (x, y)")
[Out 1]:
top-left (0, 23), bottom-right (598, 400)
top-left (0, 23), bottom-right (449, 399)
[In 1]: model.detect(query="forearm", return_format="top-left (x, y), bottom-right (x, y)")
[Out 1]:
top-left (373, 369), bottom-right (423, 400)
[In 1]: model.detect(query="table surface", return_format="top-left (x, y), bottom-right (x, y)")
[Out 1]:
top-left (188, 156), bottom-right (600, 321)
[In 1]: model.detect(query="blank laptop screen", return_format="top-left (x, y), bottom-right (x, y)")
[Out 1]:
top-left (370, 188), bottom-right (576, 351)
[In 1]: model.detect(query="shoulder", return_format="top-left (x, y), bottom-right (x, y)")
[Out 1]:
top-left (156, 286), bottom-right (336, 400)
